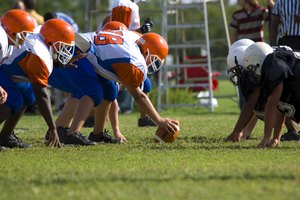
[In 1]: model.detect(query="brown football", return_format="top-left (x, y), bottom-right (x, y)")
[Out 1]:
top-left (154, 123), bottom-right (180, 143)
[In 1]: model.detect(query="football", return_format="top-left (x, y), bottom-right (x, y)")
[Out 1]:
top-left (154, 121), bottom-right (180, 144)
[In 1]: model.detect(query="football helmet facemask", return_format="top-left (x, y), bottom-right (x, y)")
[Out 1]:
top-left (40, 19), bottom-right (75, 65)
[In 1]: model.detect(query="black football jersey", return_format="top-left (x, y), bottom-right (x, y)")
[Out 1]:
top-left (261, 47), bottom-right (300, 122)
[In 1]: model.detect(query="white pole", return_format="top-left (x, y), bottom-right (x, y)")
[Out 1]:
top-left (203, 0), bottom-right (214, 112)
top-left (220, 0), bottom-right (231, 48)
top-left (219, 0), bottom-right (240, 105)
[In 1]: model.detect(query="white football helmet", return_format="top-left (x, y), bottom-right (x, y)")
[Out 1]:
top-left (243, 42), bottom-right (273, 76)
top-left (227, 45), bottom-right (248, 68)
top-left (230, 39), bottom-right (254, 51)
top-left (227, 45), bottom-right (248, 85)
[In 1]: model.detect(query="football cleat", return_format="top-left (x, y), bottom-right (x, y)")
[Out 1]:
top-left (88, 130), bottom-right (120, 144)
top-left (64, 132), bottom-right (96, 146)
top-left (280, 130), bottom-right (300, 141)
top-left (0, 132), bottom-right (31, 148)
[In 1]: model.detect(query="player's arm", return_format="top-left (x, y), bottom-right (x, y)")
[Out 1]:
top-left (258, 82), bottom-right (283, 148)
top-left (32, 84), bottom-right (61, 147)
top-left (127, 85), bottom-right (178, 133)
top-left (24, 54), bottom-right (61, 147)
top-left (269, 14), bottom-right (279, 46)
top-left (226, 86), bottom-right (260, 142)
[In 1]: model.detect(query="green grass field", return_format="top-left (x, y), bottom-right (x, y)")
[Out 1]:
top-left (0, 81), bottom-right (299, 200)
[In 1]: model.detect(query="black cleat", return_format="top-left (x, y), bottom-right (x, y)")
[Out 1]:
top-left (138, 116), bottom-right (157, 127)
top-left (0, 132), bottom-right (31, 148)
top-left (88, 130), bottom-right (120, 144)
top-left (0, 146), bottom-right (5, 152)
top-left (281, 130), bottom-right (300, 141)
top-left (45, 127), bottom-right (68, 143)
top-left (64, 132), bottom-right (96, 146)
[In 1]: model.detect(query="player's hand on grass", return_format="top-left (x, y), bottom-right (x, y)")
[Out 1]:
top-left (267, 138), bottom-right (280, 148)
top-left (256, 138), bottom-right (270, 149)
top-left (157, 118), bottom-right (179, 134)
top-left (224, 132), bottom-right (242, 142)
top-left (114, 131), bottom-right (127, 143)
top-left (47, 129), bottom-right (62, 148)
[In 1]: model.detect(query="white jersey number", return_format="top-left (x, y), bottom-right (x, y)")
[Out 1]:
top-left (94, 32), bottom-right (124, 46)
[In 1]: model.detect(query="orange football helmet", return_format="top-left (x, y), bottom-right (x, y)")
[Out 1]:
top-left (40, 19), bottom-right (75, 65)
top-left (0, 9), bottom-right (35, 46)
top-left (136, 32), bottom-right (168, 74)
top-left (101, 21), bottom-right (128, 31)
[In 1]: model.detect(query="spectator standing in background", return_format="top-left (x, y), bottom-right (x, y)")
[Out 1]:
top-left (229, 0), bottom-right (273, 43)
top-left (23, 0), bottom-right (44, 25)
top-left (270, 0), bottom-right (300, 51)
